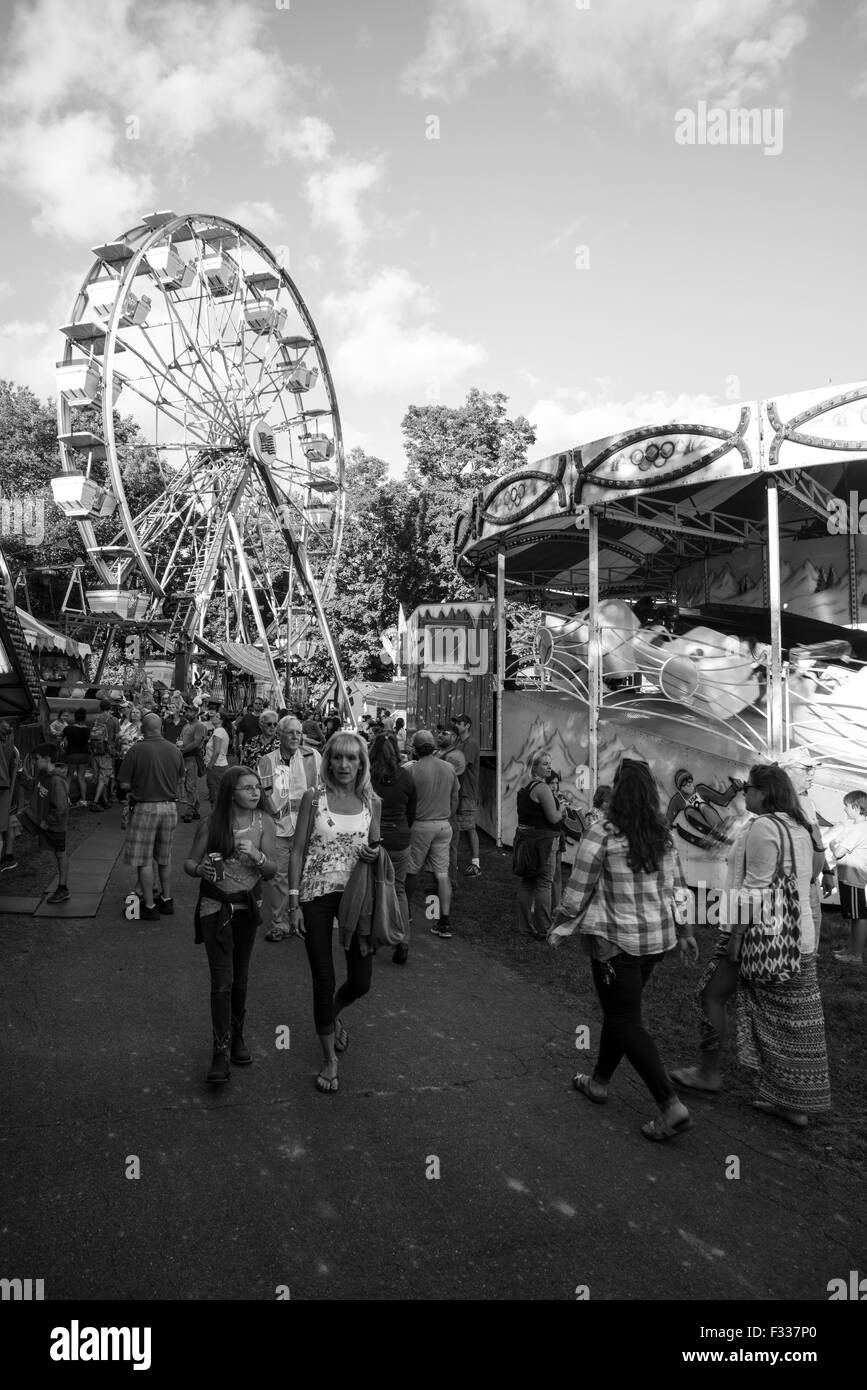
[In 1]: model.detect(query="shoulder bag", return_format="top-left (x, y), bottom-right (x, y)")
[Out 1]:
top-left (739, 814), bottom-right (801, 985)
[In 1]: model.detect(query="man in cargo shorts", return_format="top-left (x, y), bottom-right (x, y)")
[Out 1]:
top-left (118, 713), bottom-right (184, 921)
top-left (405, 730), bottom-right (459, 940)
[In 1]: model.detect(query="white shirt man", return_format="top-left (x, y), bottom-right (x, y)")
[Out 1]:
top-left (259, 717), bottom-right (321, 941)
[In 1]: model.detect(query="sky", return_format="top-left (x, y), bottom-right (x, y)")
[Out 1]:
top-left (1, 0), bottom-right (866, 474)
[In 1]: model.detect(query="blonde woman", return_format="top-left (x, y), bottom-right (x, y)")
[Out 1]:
top-left (287, 732), bottom-right (381, 1094)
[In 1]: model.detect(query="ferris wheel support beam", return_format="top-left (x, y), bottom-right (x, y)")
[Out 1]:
top-left (250, 459), bottom-right (354, 725)
top-left (178, 459), bottom-right (253, 639)
top-left (227, 513), bottom-right (284, 709)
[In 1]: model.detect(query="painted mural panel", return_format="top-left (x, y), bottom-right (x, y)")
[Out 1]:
top-left (677, 534), bottom-right (866, 628)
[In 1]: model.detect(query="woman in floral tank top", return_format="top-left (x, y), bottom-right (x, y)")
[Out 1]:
top-left (288, 733), bottom-right (381, 1093)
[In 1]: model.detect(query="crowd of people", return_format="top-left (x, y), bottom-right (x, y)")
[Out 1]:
top-left (0, 690), bottom-right (858, 1130)
top-left (0, 693), bottom-right (484, 1089)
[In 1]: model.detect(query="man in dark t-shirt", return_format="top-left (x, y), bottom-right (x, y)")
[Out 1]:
top-left (453, 714), bottom-right (481, 877)
top-left (118, 714), bottom-right (184, 920)
top-left (234, 700), bottom-right (264, 757)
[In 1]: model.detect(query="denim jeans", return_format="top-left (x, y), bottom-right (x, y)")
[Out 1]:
top-left (387, 845), bottom-right (412, 941)
top-left (590, 951), bottom-right (675, 1105)
top-left (205, 763), bottom-right (227, 806)
top-left (301, 890), bottom-right (373, 1034)
top-left (516, 841), bottom-right (558, 938)
top-left (200, 908), bottom-right (257, 1038)
top-left (180, 756), bottom-right (200, 816)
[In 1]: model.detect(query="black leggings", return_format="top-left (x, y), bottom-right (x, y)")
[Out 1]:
top-left (200, 909), bottom-right (257, 1038)
top-left (590, 952), bottom-right (675, 1106)
top-left (302, 890), bottom-right (373, 1035)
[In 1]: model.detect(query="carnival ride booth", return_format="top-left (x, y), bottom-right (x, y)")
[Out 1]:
top-left (17, 610), bottom-right (93, 696)
top-left (454, 381), bottom-right (867, 865)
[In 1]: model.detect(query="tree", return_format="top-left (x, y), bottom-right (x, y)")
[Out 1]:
top-left (401, 388), bottom-right (535, 601)
top-left (0, 379), bottom-right (166, 618)
top-left (315, 447), bottom-right (425, 682)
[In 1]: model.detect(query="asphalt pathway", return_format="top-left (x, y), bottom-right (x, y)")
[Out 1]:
top-left (1, 811), bottom-right (864, 1302)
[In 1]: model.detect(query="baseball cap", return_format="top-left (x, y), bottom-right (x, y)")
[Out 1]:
top-left (413, 729), bottom-right (436, 752)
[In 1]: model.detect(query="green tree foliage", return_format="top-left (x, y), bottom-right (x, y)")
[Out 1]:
top-left (401, 388), bottom-right (535, 601)
top-left (312, 393), bottom-right (534, 685)
top-left (0, 379), bottom-right (165, 617)
top-left (316, 447), bottom-right (425, 682)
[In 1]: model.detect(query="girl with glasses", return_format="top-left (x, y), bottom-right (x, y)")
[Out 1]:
top-left (184, 766), bottom-right (277, 1084)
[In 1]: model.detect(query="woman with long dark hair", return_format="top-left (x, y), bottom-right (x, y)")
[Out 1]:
top-left (550, 758), bottom-right (699, 1141)
top-left (730, 764), bottom-right (829, 1126)
top-left (286, 732), bottom-right (381, 1094)
top-left (184, 765), bottom-right (277, 1084)
top-left (369, 733), bottom-right (416, 964)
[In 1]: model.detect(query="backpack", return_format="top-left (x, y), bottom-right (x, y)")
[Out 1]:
top-left (89, 718), bottom-right (109, 756)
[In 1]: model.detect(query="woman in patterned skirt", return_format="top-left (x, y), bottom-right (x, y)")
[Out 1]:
top-left (730, 764), bottom-right (830, 1127)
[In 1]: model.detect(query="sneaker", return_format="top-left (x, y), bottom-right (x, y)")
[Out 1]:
top-left (157, 896), bottom-right (175, 915)
top-left (833, 951), bottom-right (863, 964)
top-left (140, 903), bottom-right (160, 920)
top-left (430, 922), bottom-right (452, 939)
top-left (464, 863), bottom-right (481, 877)
top-left (47, 886), bottom-right (71, 904)
top-left (392, 943), bottom-right (409, 964)
top-left (0, 856), bottom-right (17, 871)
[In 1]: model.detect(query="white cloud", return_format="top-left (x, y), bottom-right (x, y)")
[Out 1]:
top-left (305, 159), bottom-right (385, 252)
top-left (0, 318), bottom-right (58, 402)
top-left (0, 113), bottom-right (155, 241)
top-left (526, 388), bottom-right (725, 459)
top-left (293, 116), bottom-right (336, 164)
top-left (323, 267), bottom-right (486, 394)
top-left (229, 200), bottom-right (282, 234)
top-left (403, 0), bottom-right (810, 108)
top-left (0, 0), bottom-right (340, 239)
top-left (0, 270), bottom-right (107, 400)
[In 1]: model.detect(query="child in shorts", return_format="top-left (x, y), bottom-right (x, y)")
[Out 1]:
top-left (24, 744), bottom-right (71, 905)
top-left (824, 789), bottom-right (867, 965)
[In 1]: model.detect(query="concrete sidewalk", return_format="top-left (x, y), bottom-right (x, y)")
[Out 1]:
top-left (1, 811), bottom-right (863, 1301)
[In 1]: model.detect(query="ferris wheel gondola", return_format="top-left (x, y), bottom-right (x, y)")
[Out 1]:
top-left (54, 210), bottom-right (351, 711)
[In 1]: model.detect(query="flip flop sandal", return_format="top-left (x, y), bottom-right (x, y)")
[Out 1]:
top-left (334, 1019), bottom-right (349, 1054)
top-left (641, 1114), bottom-right (694, 1142)
top-left (264, 927), bottom-right (288, 942)
top-left (315, 1071), bottom-right (339, 1094)
top-left (572, 1073), bottom-right (607, 1104)
top-left (751, 1101), bottom-right (808, 1128)
top-left (670, 1067), bottom-right (722, 1094)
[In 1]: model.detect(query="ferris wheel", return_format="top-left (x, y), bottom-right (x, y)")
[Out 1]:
top-left (52, 209), bottom-right (350, 709)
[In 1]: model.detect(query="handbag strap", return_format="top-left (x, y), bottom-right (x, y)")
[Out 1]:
top-left (765, 813), bottom-right (798, 877)
top-left (299, 786), bottom-right (323, 870)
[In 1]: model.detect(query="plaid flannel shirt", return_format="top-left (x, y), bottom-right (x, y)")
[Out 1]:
top-left (551, 820), bottom-right (688, 954)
